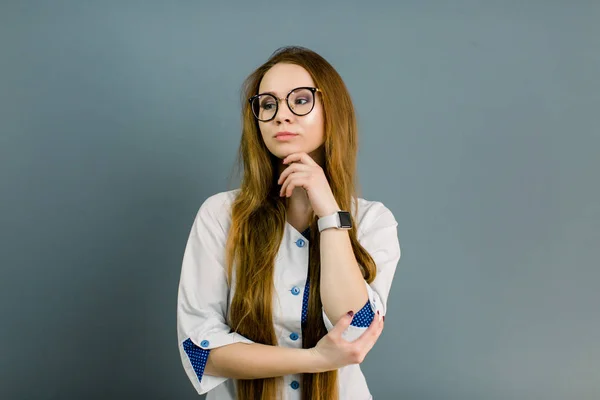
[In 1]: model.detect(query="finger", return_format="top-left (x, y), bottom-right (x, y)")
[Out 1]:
top-left (372, 312), bottom-right (385, 339)
top-left (284, 177), bottom-right (298, 197)
top-left (284, 174), bottom-right (309, 197)
top-left (330, 310), bottom-right (356, 338)
top-left (354, 311), bottom-right (384, 347)
top-left (284, 152), bottom-right (318, 167)
top-left (376, 313), bottom-right (385, 336)
top-left (361, 318), bottom-right (384, 356)
top-left (280, 171), bottom-right (299, 196)
top-left (286, 175), bottom-right (310, 197)
top-left (278, 163), bottom-right (310, 185)
top-left (280, 174), bottom-right (296, 197)
top-left (280, 173), bottom-right (294, 196)
top-left (280, 179), bottom-right (288, 197)
top-left (277, 164), bottom-right (296, 185)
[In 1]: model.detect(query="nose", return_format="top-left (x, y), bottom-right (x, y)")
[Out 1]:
top-left (274, 98), bottom-right (295, 124)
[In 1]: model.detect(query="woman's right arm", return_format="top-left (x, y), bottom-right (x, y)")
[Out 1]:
top-left (204, 343), bottom-right (315, 379)
top-left (204, 310), bottom-right (384, 379)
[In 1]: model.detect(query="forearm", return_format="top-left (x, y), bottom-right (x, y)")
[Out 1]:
top-left (320, 228), bottom-right (369, 325)
top-left (205, 342), bottom-right (325, 379)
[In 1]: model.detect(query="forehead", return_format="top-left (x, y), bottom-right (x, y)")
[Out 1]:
top-left (258, 63), bottom-right (315, 96)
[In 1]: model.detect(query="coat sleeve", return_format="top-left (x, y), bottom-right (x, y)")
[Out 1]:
top-left (321, 203), bottom-right (401, 342)
top-left (177, 194), bottom-right (253, 395)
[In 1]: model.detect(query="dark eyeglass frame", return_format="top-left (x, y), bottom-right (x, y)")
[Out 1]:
top-left (248, 86), bottom-right (322, 122)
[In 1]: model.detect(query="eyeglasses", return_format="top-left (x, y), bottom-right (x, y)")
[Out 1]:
top-left (249, 87), bottom-right (321, 122)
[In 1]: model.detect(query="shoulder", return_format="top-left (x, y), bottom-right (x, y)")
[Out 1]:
top-left (199, 188), bottom-right (240, 215)
top-left (353, 196), bottom-right (398, 235)
top-left (194, 188), bottom-right (241, 234)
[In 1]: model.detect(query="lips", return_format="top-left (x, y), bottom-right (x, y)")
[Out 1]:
top-left (275, 131), bottom-right (298, 138)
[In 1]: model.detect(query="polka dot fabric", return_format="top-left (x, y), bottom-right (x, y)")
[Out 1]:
top-left (301, 227), bottom-right (311, 328)
top-left (349, 301), bottom-right (375, 327)
top-left (300, 227), bottom-right (375, 328)
top-left (183, 338), bottom-right (210, 383)
top-left (301, 277), bottom-right (310, 327)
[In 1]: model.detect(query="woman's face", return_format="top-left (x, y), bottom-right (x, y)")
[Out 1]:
top-left (256, 63), bottom-right (325, 161)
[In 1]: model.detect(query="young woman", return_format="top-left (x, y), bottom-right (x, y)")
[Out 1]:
top-left (177, 46), bottom-right (401, 400)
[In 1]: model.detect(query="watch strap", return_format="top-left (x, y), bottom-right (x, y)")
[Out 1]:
top-left (318, 211), bottom-right (352, 232)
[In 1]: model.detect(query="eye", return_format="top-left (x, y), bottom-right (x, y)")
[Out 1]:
top-left (294, 97), bottom-right (309, 105)
top-left (261, 100), bottom-right (276, 110)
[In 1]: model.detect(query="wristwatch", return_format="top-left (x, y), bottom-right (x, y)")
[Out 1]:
top-left (317, 211), bottom-right (353, 232)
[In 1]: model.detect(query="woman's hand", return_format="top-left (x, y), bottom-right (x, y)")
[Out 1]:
top-left (277, 152), bottom-right (340, 218)
top-left (308, 310), bottom-right (385, 372)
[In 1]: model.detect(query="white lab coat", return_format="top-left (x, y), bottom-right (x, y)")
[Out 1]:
top-left (177, 189), bottom-right (401, 399)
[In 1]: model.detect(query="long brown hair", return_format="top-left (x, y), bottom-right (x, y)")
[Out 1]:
top-left (225, 46), bottom-right (378, 400)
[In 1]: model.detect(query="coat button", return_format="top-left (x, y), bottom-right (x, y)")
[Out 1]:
top-left (290, 380), bottom-right (300, 390)
top-left (291, 286), bottom-right (300, 295)
top-left (295, 238), bottom-right (305, 247)
top-left (289, 332), bottom-right (299, 341)
top-left (200, 340), bottom-right (210, 348)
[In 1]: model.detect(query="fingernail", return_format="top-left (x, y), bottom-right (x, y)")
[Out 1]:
top-left (347, 310), bottom-right (354, 317)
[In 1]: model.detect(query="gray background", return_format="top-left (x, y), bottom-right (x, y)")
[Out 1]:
top-left (1, 1), bottom-right (598, 399)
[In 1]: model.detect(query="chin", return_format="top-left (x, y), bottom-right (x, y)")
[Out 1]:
top-left (269, 145), bottom-right (299, 159)
top-left (267, 142), bottom-right (322, 160)
top-left (267, 148), bottom-right (292, 160)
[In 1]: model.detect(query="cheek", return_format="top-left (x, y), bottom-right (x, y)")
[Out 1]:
top-left (301, 107), bottom-right (325, 135)
top-left (258, 122), bottom-right (270, 138)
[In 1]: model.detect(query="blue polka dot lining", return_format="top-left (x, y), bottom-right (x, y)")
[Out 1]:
top-left (301, 227), bottom-right (311, 329)
top-left (301, 277), bottom-right (310, 327)
top-left (183, 338), bottom-right (210, 383)
top-left (300, 227), bottom-right (375, 328)
top-left (349, 300), bottom-right (375, 327)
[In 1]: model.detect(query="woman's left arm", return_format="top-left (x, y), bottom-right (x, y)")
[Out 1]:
top-left (277, 152), bottom-right (401, 341)
top-left (320, 205), bottom-right (401, 341)
top-left (319, 227), bottom-right (369, 323)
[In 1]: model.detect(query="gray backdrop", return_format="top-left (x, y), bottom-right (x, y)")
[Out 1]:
top-left (1, 1), bottom-right (598, 399)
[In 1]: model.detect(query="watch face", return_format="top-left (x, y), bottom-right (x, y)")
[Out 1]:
top-left (338, 211), bottom-right (352, 228)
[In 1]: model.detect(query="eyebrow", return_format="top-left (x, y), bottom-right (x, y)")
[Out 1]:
top-left (256, 87), bottom-right (310, 97)
top-left (258, 90), bottom-right (279, 97)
